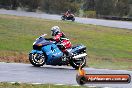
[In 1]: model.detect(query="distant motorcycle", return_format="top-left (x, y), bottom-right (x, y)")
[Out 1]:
top-left (29, 34), bottom-right (87, 69)
top-left (61, 14), bottom-right (75, 21)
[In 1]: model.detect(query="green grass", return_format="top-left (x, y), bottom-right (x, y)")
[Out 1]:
top-left (0, 82), bottom-right (88, 88)
top-left (0, 14), bottom-right (132, 70)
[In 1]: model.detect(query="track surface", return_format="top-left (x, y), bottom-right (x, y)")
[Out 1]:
top-left (0, 9), bottom-right (132, 29)
top-left (0, 62), bottom-right (131, 88)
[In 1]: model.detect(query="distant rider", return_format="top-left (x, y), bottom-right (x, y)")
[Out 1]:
top-left (50, 26), bottom-right (72, 53)
top-left (64, 10), bottom-right (71, 17)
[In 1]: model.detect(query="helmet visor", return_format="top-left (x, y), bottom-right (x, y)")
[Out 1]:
top-left (51, 30), bottom-right (55, 36)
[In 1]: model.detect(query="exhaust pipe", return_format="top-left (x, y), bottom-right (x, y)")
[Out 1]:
top-left (73, 53), bottom-right (87, 59)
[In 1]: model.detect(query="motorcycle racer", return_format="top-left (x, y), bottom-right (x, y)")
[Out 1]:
top-left (51, 26), bottom-right (72, 52)
top-left (29, 26), bottom-right (87, 68)
top-left (64, 10), bottom-right (71, 17)
top-left (61, 10), bottom-right (75, 21)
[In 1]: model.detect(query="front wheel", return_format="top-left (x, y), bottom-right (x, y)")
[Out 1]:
top-left (29, 53), bottom-right (45, 67)
top-left (70, 57), bottom-right (86, 69)
top-left (61, 16), bottom-right (65, 20)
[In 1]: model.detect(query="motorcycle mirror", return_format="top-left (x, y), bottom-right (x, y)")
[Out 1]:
top-left (42, 34), bottom-right (47, 36)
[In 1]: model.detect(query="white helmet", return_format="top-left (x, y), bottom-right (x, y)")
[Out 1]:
top-left (51, 26), bottom-right (60, 36)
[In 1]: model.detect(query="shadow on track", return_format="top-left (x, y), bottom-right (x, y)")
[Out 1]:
top-left (29, 65), bottom-right (76, 71)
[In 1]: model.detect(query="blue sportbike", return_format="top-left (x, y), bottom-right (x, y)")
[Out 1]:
top-left (29, 34), bottom-right (87, 69)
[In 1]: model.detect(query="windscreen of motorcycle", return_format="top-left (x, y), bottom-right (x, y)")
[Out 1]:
top-left (33, 37), bottom-right (49, 45)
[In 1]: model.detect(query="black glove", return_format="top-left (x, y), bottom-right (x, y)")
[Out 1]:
top-left (45, 38), bottom-right (54, 41)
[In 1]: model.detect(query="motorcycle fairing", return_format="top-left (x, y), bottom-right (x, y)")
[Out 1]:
top-left (30, 49), bottom-right (43, 54)
top-left (71, 44), bottom-right (86, 54)
top-left (42, 43), bottom-right (63, 65)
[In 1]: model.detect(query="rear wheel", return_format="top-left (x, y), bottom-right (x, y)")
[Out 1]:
top-left (70, 57), bottom-right (86, 69)
top-left (29, 53), bottom-right (45, 67)
top-left (72, 17), bottom-right (75, 21)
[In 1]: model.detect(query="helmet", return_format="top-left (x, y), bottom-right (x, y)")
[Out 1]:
top-left (67, 9), bottom-right (71, 13)
top-left (51, 26), bottom-right (60, 36)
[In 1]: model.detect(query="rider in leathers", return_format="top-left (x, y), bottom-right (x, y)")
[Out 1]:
top-left (50, 26), bottom-right (72, 53)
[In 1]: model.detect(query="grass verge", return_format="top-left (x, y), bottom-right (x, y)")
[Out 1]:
top-left (0, 14), bottom-right (132, 70)
top-left (0, 82), bottom-right (88, 88)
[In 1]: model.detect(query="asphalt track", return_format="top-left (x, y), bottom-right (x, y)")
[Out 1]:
top-left (0, 10), bottom-right (132, 88)
top-left (0, 62), bottom-right (132, 88)
top-left (0, 9), bottom-right (132, 29)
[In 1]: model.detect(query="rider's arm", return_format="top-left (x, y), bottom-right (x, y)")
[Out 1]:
top-left (45, 38), bottom-right (54, 41)
top-left (53, 33), bottom-right (63, 42)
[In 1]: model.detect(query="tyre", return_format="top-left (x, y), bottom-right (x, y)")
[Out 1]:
top-left (61, 16), bottom-right (65, 20)
top-left (70, 57), bottom-right (86, 69)
top-left (72, 17), bottom-right (75, 21)
top-left (29, 53), bottom-right (45, 67)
